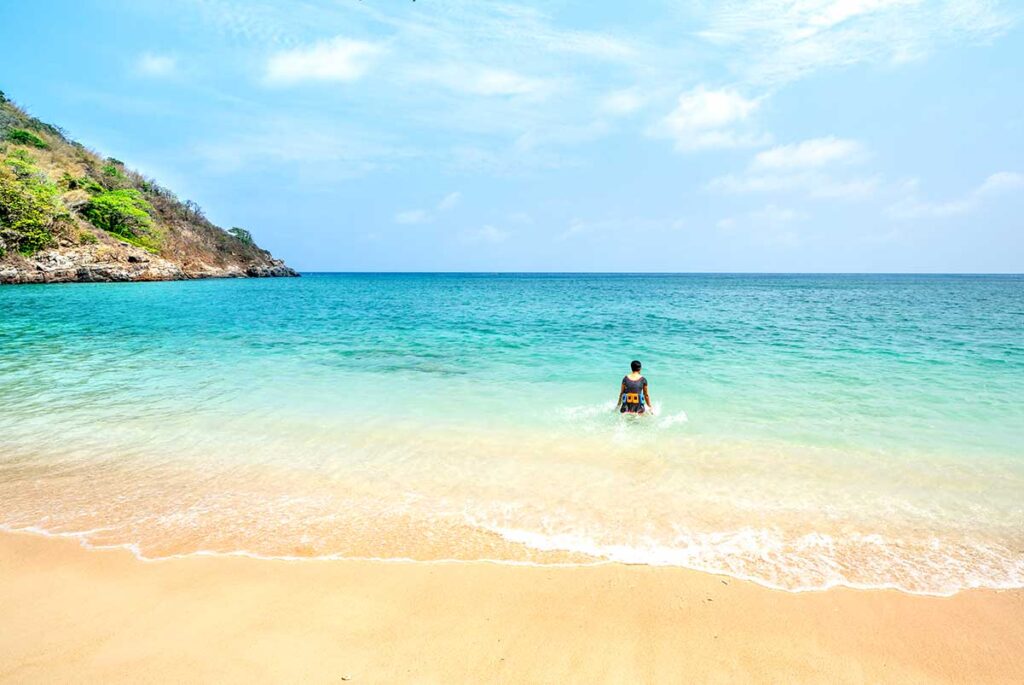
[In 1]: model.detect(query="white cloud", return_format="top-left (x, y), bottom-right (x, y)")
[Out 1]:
top-left (667, 86), bottom-right (760, 130)
top-left (656, 86), bottom-right (769, 151)
top-left (395, 209), bottom-right (430, 225)
top-left (976, 171), bottom-right (1024, 195)
top-left (708, 136), bottom-right (877, 198)
top-left (437, 191), bottom-right (462, 211)
top-left (136, 53), bottom-right (177, 77)
top-left (888, 171), bottom-right (1024, 218)
top-left (752, 136), bottom-right (866, 170)
top-left (265, 37), bottom-right (383, 85)
top-left (163, 0), bottom-right (1020, 179)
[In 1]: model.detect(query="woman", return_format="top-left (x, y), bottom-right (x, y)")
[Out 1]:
top-left (617, 359), bottom-right (652, 415)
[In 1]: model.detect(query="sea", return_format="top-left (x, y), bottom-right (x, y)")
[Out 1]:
top-left (1, 273), bottom-right (1021, 595)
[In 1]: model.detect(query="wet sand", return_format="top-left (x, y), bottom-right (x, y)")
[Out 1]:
top-left (1, 531), bottom-right (1022, 684)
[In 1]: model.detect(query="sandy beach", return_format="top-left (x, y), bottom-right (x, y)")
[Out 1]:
top-left (1, 532), bottom-right (1022, 684)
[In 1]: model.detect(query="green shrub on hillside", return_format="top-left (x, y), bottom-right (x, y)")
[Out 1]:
top-left (6, 128), bottom-right (48, 149)
top-left (82, 189), bottom-right (161, 252)
top-left (5, 148), bottom-right (38, 175)
top-left (0, 152), bottom-right (61, 255)
top-left (228, 227), bottom-right (254, 244)
top-left (63, 173), bottom-right (105, 195)
top-left (98, 162), bottom-right (132, 191)
top-left (102, 163), bottom-right (124, 179)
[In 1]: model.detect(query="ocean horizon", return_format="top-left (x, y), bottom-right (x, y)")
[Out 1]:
top-left (301, 272), bottom-right (1023, 276)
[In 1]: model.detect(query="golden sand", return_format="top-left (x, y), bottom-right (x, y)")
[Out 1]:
top-left (1, 531), bottom-right (1022, 684)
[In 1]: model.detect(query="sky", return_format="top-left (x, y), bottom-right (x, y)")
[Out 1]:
top-left (1, 0), bottom-right (1022, 272)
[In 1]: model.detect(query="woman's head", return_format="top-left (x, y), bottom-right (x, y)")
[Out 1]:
top-left (630, 360), bottom-right (642, 372)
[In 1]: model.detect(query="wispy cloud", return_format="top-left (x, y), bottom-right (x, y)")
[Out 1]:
top-left (175, 0), bottom-right (648, 167)
top-left (175, 0), bottom-right (298, 46)
top-left (265, 37), bottom-right (384, 85)
top-left (708, 136), bottom-right (877, 198)
top-left (654, 86), bottom-right (769, 152)
top-left (359, 1), bottom-right (639, 64)
top-left (167, 0), bottom-right (1019, 177)
top-left (752, 136), bottom-right (867, 170)
top-left (708, 173), bottom-right (880, 198)
top-left (888, 171), bottom-right (1024, 218)
top-left (412, 65), bottom-right (554, 98)
top-left (699, 0), bottom-right (1018, 85)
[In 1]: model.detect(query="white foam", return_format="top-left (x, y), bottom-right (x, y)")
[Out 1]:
top-left (465, 520), bottom-right (1024, 597)
top-left (558, 401), bottom-right (688, 430)
top-left (656, 410), bottom-right (689, 428)
top-left (4, 520), bottom-right (1023, 597)
top-left (558, 401), bottom-right (618, 420)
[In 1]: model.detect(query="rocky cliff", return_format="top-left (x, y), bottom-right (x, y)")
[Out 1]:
top-left (0, 89), bottom-right (297, 284)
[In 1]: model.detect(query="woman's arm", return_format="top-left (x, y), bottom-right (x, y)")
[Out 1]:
top-left (616, 380), bottom-right (626, 410)
top-left (643, 382), bottom-right (652, 413)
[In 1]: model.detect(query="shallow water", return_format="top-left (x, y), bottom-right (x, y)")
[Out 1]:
top-left (1, 273), bottom-right (1022, 594)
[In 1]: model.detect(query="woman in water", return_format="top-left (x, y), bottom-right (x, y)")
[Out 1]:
top-left (617, 359), bottom-right (652, 415)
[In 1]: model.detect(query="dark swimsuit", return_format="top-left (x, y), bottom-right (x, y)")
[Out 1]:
top-left (620, 375), bottom-right (647, 414)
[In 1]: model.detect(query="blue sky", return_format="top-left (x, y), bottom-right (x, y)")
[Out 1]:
top-left (2, 0), bottom-right (1022, 272)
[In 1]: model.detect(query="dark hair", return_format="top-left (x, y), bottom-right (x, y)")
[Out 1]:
top-left (630, 360), bottom-right (642, 372)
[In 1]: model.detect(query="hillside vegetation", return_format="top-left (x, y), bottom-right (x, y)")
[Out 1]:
top-left (0, 89), bottom-right (296, 283)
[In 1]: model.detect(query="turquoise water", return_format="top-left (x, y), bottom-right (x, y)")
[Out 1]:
top-left (1, 274), bottom-right (1022, 594)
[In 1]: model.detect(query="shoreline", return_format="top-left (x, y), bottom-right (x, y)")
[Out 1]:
top-left (0, 263), bottom-right (299, 285)
top-left (6, 525), bottom-right (1020, 599)
top-left (3, 531), bottom-right (1023, 683)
